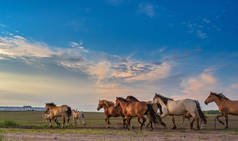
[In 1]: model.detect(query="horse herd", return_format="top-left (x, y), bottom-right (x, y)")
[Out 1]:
top-left (42, 92), bottom-right (238, 131)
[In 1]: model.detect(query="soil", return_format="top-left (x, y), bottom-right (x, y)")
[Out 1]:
top-left (1, 129), bottom-right (238, 141)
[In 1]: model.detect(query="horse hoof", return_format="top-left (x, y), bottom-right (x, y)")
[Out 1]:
top-left (172, 127), bottom-right (177, 129)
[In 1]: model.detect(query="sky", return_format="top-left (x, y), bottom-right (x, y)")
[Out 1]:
top-left (0, 0), bottom-right (238, 111)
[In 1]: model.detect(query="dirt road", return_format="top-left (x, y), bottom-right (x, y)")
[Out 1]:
top-left (1, 129), bottom-right (238, 141)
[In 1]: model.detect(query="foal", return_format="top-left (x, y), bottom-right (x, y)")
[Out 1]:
top-left (72, 110), bottom-right (86, 126)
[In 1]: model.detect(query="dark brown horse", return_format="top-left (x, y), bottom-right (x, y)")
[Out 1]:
top-left (115, 97), bottom-right (157, 130)
top-left (205, 92), bottom-right (238, 128)
top-left (97, 99), bottom-right (125, 128)
top-left (45, 103), bottom-right (72, 128)
top-left (126, 96), bottom-right (166, 128)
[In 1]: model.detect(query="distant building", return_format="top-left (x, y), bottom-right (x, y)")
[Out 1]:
top-left (23, 106), bottom-right (32, 111)
top-left (0, 106), bottom-right (45, 111)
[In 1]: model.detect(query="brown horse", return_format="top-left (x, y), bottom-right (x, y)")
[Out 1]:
top-left (205, 92), bottom-right (238, 128)
top-left (97, 99), bottom-right (125, 128)
top-left (45, 103), bottom-right (72, 128)
top-left (115, 97), bottom-right (157, 130)
top-left (126, 96), bottom-right (166, 129)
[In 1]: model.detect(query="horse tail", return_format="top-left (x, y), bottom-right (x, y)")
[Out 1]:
top-left (146, 104), bottom-right (158, 123)
top-left (67, 106), bottom-right (72, 117)
top-left (195, 100), bottom-right (207, 124)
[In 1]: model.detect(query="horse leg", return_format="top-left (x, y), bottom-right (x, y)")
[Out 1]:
top-left (196, 117), bottom-right (200, 129)
top-left (216, 113), bottom-right (225, 125)
top-left (49, 119), bottom-right (53, 128)
top-left (62, 116), bottom-right (65, 128)
top-left (122, 117), bottom-right (126, 128)
top-left (140, 116), bottom-right (146, 131)
top-left (137, 117), bottom-right (142, 124)
top-left (67, 116), bottom-right (70, 127)
top-left (126, 117), bottom-right (132, 130)
top-left (105, 116), bottom-right (110, 128)
top-left (157, 115), bottom-right (166, 128)
top-left (171, 116), bottom-right (177, 129)
top-left (74, 118), bottom-right (77, 126)
top-left (181, 116), bottom-right (185, 128)
top-left (190, 118), bottom-right (195, 129)
top-left (146, 121), bottom-right (151, 128)
top-left (108, 116), bottom-right (111, 125)
top-left (225, 114), bottom-right (228, 128)
top-left (55, 118), bottom-right (60, 127)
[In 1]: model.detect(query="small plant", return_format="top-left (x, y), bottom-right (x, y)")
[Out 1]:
top-left (0, 120), bottom-right (19, 127)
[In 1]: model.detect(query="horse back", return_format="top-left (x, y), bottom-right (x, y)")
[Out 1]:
top-left (224, 100), bottom-right (238, 115)
top-left (125, 101), bottom-right (148, 116)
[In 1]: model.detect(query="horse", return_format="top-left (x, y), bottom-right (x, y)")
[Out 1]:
top-left (72, 110), bottom-right (86, 126)
top-left (153, 93), bottom-right (207, 129)
top-left (115, 97), bottom-right (157, 130)
top-left (42, 112), bottom-right (61, 127)
top-left (205, 92), bottom-right (238, 128)
top-left (126, 96), bottom-right (166, 128)
top-left (45, 103), bottom-right (72, 128)
top-left (97, 99), bottom-right (126, 128)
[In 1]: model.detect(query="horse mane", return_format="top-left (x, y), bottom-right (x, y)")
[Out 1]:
top-left (126, 95), bottom-right (140, 102)
top-left (46, 102), bottom-right (56, 107)
top-left (211, 92), bottom-right (230, 100)
top-left (116, 97), bottom-right (130, 103)
top-left (103, 100), bottom-right (115, 106)
top-left (155, 93), bottom-right (173, 105)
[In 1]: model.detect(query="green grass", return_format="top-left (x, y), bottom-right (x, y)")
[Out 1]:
top-left (0, 111), bottom-right (238, 131)
top-left (0, 120), bottom-right (19, 127)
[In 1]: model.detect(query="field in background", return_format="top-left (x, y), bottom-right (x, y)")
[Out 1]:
top-left (0, 111), bottom-right (238, 129)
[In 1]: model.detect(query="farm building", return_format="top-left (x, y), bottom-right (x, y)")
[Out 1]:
top-left (0, 106), bottom-right (45, 111)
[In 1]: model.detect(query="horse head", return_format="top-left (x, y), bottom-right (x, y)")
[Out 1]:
top-left (97, 100), bottom-right (104, 111)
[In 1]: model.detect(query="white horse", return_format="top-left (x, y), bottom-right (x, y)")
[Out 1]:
top-left (153, 93), bottom-right (207, 129)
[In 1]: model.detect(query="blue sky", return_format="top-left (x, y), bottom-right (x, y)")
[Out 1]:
top-left (0, 0), bottom-right (237, 111)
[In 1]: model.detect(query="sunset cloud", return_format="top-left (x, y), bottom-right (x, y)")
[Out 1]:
top-left (177, 70), bottom-right (217, 100)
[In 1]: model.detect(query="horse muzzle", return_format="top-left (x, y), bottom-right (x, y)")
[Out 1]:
top-left (204, 101), bottom-right (208, 105)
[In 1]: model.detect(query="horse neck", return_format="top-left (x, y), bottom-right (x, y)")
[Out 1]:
top-left (47, 106), bottom-right (56, 110)
top-left (102, 105), bottom-right (109, 111)
top-left (118, 101), bottom-right (128, 109)
top-left (215, 97), bottom-right (230, 106)
top-left (157, 98), bottom-right (166, 107)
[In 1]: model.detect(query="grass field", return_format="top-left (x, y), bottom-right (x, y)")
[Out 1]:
top-left (0, 111), bottom-right (238, 140)
top-left (0, 111), bottom-right (238, 129)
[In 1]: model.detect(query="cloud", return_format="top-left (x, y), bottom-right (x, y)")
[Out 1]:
top-left (138, 3), bottom-right (156, 18)
top-left (69, 41), bottom-right (88, 53)
top-left (197, 30), bottom-right (207, 39)
top-left (0, 35), bottom-right (58, 59)
top-left (0, 32), bottom-right (173, 109)
top-left (176, 70), bottom-right (217, 100)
